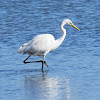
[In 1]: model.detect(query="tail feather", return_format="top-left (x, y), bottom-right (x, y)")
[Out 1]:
top-left (17, 43), bottom-right (27, 53)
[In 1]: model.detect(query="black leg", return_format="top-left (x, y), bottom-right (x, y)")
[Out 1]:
top-left (42, 55), bottom-right (45, 71)
top-left (24, 59), bottom-right (48, 67)
top-left (42, 61), bottom-right (43, 72)
top-left (23, 55), bottom-right (31, 63)
top-left (23, 55), bottom-right (48, 71)
top-left (33, 60), bottom-right (48, 67)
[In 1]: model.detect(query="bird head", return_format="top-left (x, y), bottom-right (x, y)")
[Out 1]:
top-left (62, 19), bottom-right (80, 31)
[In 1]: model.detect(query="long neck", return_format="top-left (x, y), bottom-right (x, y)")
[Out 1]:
top-left (54, 23), bottom-right (66, 49)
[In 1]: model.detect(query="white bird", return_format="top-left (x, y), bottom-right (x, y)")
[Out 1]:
top-left (18, 19), bottom-right (80, 71)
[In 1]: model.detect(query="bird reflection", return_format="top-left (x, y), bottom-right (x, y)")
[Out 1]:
top-left (23, 73), bottom-right (70, 100)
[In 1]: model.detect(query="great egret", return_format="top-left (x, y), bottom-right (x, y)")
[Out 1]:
top-left (18, 19), bottom-right (80, 71)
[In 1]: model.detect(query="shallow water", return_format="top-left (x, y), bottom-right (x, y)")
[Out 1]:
top-left (0, 0), bottom-right (100, 100)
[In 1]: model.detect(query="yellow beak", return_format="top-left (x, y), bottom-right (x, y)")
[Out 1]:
top-left (72, 24), bottom-right (80, 31)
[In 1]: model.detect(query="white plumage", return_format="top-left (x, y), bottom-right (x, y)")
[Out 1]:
top-left (18, 34), bottom-right (56, 56)
top-left (18, 19), bottom-right (80, 71)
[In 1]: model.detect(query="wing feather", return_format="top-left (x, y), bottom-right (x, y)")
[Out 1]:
top-left (18, 34), bottom-right (55, 56)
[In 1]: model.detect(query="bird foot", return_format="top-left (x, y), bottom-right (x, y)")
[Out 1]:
top-left (23, 60), bottom-right (27, 63)
top-left (44, 61), bottom-right (48, 67)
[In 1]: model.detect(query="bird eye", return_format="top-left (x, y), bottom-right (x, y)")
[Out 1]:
top-left (70, 22), bottom-right (72, 25)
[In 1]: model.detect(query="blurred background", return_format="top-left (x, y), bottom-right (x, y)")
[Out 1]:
top-left (0, 0), bottom-right (100, 100)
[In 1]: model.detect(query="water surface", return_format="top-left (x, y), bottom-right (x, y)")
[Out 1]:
top-left (0, 0), bottom-right (100, 100)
